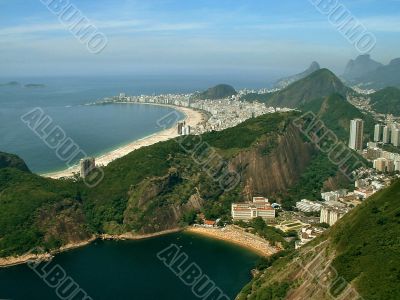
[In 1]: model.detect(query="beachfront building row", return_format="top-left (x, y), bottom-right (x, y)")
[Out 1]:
top-left (177, 121), bottom-right (191, 136)
top-left (231, 197), bottom-right (276, 221)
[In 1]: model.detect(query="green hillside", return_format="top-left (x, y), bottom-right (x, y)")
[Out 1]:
top-left (301, 93), bottom-right (375, 143)
top-left (193, 84), bottom-right (237, 100)
top-left (267, 69), bottom-right (350, 108)
top-left (238, 180), bottom-right (400, 300)
top-left (0, 152), bottom-right (30, 172)
top-left (370, 86), bottom-right (400, 116)
top-left (0, 111), bottom-right (352, 257)
top-left (242, 69), bottom-right (350, 108)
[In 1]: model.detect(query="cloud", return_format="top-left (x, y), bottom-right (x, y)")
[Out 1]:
top-left (0, 18), bottom-right (208, 37)
top-left (360, 16), bottom-right (400, 32)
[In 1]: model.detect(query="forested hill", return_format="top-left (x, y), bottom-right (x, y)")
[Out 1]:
top-left (238, 179), bottom-right (400, 300)
top-left (0, 111), bottom-right (351, 257)
top-left (0, 152), bottom-right (30, 172)
top-left (242, 69), bottom-right (351, 108)
top-left (192, 84), bottom-right (237, 100)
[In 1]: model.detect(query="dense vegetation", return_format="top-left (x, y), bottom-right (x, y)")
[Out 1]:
top-left (235, 217), bottom-right (294, 248)
top-left (267, 69), bottom-right (350, 108)
top-left (330, 180), bottom-right (400, 299)
top-left (301, 93), bottom-right (375, 145)
top-left (0, 168), bottom-right (83, 256)
top-left (238, 179), bottom-right (400, 300)
top-left (1, 112), bottom-right (315, 256)
top-left (370, 86), bottom-right (400, 116)
top-left (192, 84), bottom-right (237, 100)
top-left (0, 151), bottom-right (30, 172)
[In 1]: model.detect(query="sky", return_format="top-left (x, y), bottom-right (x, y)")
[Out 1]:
top-left (0, 0), bottom-right (399, 80)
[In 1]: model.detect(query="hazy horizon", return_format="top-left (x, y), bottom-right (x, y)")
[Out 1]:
top-left (1, 0), bottom-right (400, 78)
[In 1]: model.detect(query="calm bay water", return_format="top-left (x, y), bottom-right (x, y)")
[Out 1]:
top-left (0, 75), bottom-right (273, 173)
top-left (0, 77), bottom-right (191, 173)
top-left (0, 233), bottom-right (259, 300)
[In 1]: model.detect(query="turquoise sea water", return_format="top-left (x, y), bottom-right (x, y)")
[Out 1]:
top-left (0, 77), bottom-right (189, 173)
top-left (0, 233), bottom-right (259, 300)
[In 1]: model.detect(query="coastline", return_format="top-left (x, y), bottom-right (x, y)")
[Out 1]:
top-left (0, 229), bottom-right (182, 268)
top-left (0, 225), bottom-right (278, 268)
top-left (42, 104), bottom-right (206, 179)
top-left (185, 225), bottom-right (279, 257)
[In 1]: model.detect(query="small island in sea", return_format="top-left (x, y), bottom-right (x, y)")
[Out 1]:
top-left (24, 83), bottom-right (46, 88)
top-left (0, 81), bottom-right (20, 87)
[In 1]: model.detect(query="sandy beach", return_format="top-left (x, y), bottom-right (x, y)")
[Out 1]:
top-left (43, 104), bottom-right (206, 179)
top-left (0, 226), bottom-right (277, 267)
top-left (186, 225), bottom-right (280, 257)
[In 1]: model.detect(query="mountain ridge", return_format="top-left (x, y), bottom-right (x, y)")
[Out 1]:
top-left (274, 61), bottom-right (321, 89)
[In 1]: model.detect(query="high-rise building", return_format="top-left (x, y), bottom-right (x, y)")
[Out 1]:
top-left (387, 159), bottom-right (395, 173)
top-left (374, 124), bottom-right (383, 142)
top-left (349, 119), bottom-right (364, 151)
top-left (80, 157), bottom-right (95, 178)
top-left (177, 122), bottom-right (184, 135)
top-left (320, 206), bottom-right (348, 226)
top-left (383, 126), bottom-right (391, 144)
top-left (392, 127), bottom-right (400, 147)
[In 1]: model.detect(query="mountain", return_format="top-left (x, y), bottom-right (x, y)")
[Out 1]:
top-left (265, 69), bottom-right (351, 108)
top-left (275, 61), bottom-right (321, 89)
top-left (344, 56), bottom-right (400, 89)
top-left (193, 84), bottom-right (237, 100)
top-left (0, 111), bottom-right (352, 257)
top-left (0, 152), bottom-right (30, 172)
top-left (369, 87), bottom-right (400, 115)
top-left (343, 54), bottom-right (383, 82)
top-left (238, 179), bottom-right (400, 300)
top-left (301, 93), bottom-right (375, 143)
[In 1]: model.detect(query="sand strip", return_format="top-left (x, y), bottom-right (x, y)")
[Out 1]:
top-left (43, 105), bottom-right (206, 179)
top-left (186, 225), bottom-right (279, 257)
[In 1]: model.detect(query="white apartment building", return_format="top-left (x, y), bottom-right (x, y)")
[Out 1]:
top-left (296, 199), bottom-right (323, 213)
top-left (232, 197), bottom-right (275, 221)
top-left (349, 119), bottom-right (364, 151)
top-left (321, 190), bottom-right (347, 202)
top-left (383, 126), bottom-right (391, 144)
top-left (320, 206), bottom-right (348, 226)
top-left (374, 124), bottom-right (383, 142)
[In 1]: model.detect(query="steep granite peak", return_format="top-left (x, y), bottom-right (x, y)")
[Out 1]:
top-left (389, 58), bottom-right (400, 66)
top-left (309, 61), bottom-right (321, 71)
top-left (343, 54), bottom-right (383, 80)
top-left (274, 61), bottom-right (321, 89)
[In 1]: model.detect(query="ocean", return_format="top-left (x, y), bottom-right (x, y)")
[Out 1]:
top-left (0, 75), bottom-right (271, 173)
top-left (0, 232), bottom-right (259, 300)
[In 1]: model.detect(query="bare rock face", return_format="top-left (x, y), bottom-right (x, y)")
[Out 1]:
top-left (123, 171), bottom-right (204, 234)
top-left (231, 124), bottom-right (315, 197)
top-left (122, 124), bottom-right (319, 234)
top-left (36, 199), bottom-right (92, 246)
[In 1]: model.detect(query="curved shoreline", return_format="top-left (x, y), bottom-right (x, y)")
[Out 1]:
top-left (0, 229), bottom-right (182, 268)
top-left (0, 225), bottom-right (279, 268)
top-left (42, 104), bottom-right (206, 179)
top-left (185, 225), bottom-right (279, 257)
